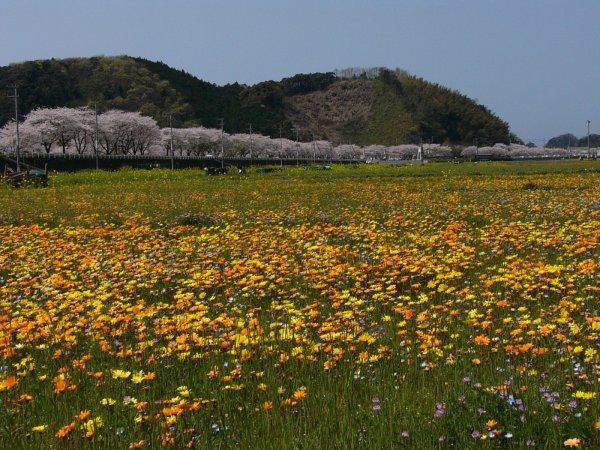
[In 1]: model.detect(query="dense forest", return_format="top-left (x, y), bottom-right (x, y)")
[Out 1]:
top-left (545, 133), bottom-right (600, 149)
top-left (0, 56), bottom-right (515, 146)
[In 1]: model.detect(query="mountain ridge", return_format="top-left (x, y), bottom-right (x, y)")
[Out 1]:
top-left (0, 55), bottom-right (515, 146)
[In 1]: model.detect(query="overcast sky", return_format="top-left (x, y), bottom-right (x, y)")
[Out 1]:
top-left (1, 0), bottom-right (599, 144)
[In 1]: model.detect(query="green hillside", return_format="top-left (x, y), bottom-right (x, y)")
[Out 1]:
top-left (0, 56), bottom-right (514, 145)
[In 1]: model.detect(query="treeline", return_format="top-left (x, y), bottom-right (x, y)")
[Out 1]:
top-left (1, 56), bottom-right (514, 146)
top-left (545, 133), bottom-right (600, 149)
top-left (0, 57), bottom-right (192, 128)
top-left (3, 107), bottom-right (592, 162)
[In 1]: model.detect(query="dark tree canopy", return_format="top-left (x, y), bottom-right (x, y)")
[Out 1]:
top-left (545, 133), bottom-right (579, 149)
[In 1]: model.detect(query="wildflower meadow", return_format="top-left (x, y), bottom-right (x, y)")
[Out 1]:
top-left (0, 161), bottom-right (599, 449)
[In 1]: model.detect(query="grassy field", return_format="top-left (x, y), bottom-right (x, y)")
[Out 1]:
top-left (0, 161), bottom-right (599, 449)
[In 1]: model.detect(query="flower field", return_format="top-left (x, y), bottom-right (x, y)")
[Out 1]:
top-left (1, 162), bottom-right (599, 448)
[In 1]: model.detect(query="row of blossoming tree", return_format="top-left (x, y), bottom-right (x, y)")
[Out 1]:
top-left (0, 107), bottom-right (595, 160)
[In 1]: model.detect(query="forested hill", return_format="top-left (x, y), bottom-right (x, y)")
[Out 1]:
top-left (0, 56), bottom-right (515, 145)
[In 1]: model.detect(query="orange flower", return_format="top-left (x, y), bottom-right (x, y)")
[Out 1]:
top-left (485, 419), bottom-right (497, 429)
top-left (474, 335), bottom-right (491, 346)
top-left (13, 394), bottom-right (34, 404)
top-left (75, 410), bottom-right (91, 420)
top-left (292, 387), bottom-right (307, 401)
top-left (53, 377), bottom-right (68, 394)
top-left (0, 376), bottom-right (18, 391)
top-left (261, 401), bottom-right (273, 410)
top-left (56, 421), bottom-right (76, 438)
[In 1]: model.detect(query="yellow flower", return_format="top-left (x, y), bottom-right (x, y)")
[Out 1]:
top-left (81, 416), bottom-right (103, 438)
top-left (563, 438), bottom-right (580, 447)
top-left (134, 414), bottom-right (149, 424)
top-left (111, 369), bottom-right (131, 379)
top-left (166, 415), bottom-right (177, 425)
top-left (573, 391), bottom-right (596, 400)
top-left (31, 425), bottom-right (48, 432)
top-left (177, 386), bottom-right (190, 397)
top-left (131, 371), bottom-right (145, 384)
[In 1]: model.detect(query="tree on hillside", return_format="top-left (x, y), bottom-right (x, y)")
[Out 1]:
top-left (577, 134), bottom-right (600, 148)
top-left (545, 133), bottom-right (579, 149)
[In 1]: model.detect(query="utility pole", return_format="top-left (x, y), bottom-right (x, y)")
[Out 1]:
top-left (8, 86), bottom-right (20, 171)
top-left (169, 113), bottom-right (175, 170)
top-left (218, 118), bottom-right (224, 168)
top-left (248, 123), bottom-right (253, 166)
top-left (587, 120), bottom-right (591, 159)
top-left (292, 126), bottom-right (300, 166)
top-left (279, 126), bottom-right (283, 167)
top-left (93, 102), bottom-right (99, 170)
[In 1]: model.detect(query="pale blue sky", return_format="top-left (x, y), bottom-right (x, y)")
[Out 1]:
top-left (1, 0), bottom-right (599, 144)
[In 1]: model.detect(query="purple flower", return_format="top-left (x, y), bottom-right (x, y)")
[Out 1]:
top-left (526, 439), bottom-right (536, 446)
top-left (472, 430), bottom-right (481, 439)
top-left (371, 396), bottom-right (381, 411)
top-left (434, 402), bottom-right (445, 418)
top-left (401, 431), bottom-right (409, 438)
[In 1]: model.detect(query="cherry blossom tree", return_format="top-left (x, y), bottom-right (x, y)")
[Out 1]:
top-left (97, 110), bottom-right (160, 155)
top-left (0, 121), bottom-right (17, 153)
top-left (161, 127), bottom-right (219, 157)
top-left (19, 109), bottom-right (58, 153)
top-left (70, 108), bottom-right (95, 154)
